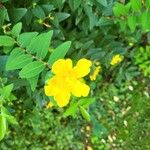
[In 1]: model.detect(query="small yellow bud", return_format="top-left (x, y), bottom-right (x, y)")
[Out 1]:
top-left (90, 66), bottom-right (101, 81)
top-left (86, 125), bottom-right (91, 131)
top-left (46, 102), bottom-right (54, 109)
top-left (110, 54), bottom-right (123, 65)
top-left (87, 146), bottom-right (92, 150)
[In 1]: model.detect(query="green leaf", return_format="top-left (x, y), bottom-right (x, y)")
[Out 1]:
top-left (0, 36), bottom-right (15, 47)
top-left (141, 11), bottom-right (150, 32)
top-left (127, 15), bottom-right (136, 32)
top-left (6, 48), bottom-right (33, 70)
top-left (51, 0), bottom-right (65, 8)
top-left (3, 46), bottom-right (13, 54)
top-left (0, 115), bottom-right (7, 141)
top-left (27, 75), bottom-right (39, 91)
top-left (113, 2), bottom-right (128, 17)
top-left (19, 61), bottom-right (45, 78)
top-left (131, 0), bottom-right (142, 12)
top-left (27, 31), bottom-right (53, 59)
top-left (42, 4), bottom-right (54, 14)
top-left (96, 0), bottom-right (107, 7)
top-left (24, 9), bottom-right (33, 25)
top-left (1, 106), bottom-right (17, 125)
top-left (0, 8), bottom-right (7, 27)
top-left (145, 0), bottom-right (150, 7)
top-left (78, 98), bottom-right (95, 108)
top-left (64, 102), bottom-right (78, 117)
top-left (98, 17), bottom-right (112, 26)
top-left (125, 2), bottom-right (131, 12)
top-left (56, 13), bottom-right (70, 22)
top-left (11, 22), bottom-right (22, 37)
top-left (84, 5), bottom-right (97, 30)
top-left (32, 5), bottom-right (45, 19)
top-left (79, 106), bottom-right (91, 121)
top-left (1, 84), bottom-right (13, 99)
top-left (69, 0), bottom-right (81, 11)
top-left (118, 19), bottom-right (127, 32)
top-left (9, 8), bottom-right (27, 23)
top-left (17, 32), bottom-right (38, 48)
top-left (2, 114), bottom-right (17, 125)
top-left (48, 41), bottom-right (71, 65)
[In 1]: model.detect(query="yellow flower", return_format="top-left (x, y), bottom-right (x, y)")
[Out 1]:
top-left (90, 66), bottom-right (101, 81)
top-left (87, 146), bottom-right (93, 150)
top-left (110, 54), bottom-right (123, 65)
top-left (44, 58), bottom-right (92, 107)
top-left (46, 101), bottom-right (54, 109)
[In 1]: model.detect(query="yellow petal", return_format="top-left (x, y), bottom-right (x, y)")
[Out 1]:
top-left (71, 80), bottom-right (90, 97)
top-left (44, 85), bottom-right (53, 96)
top-left (44, 77), bottom-right (59, 96)
top-left (52, 59), bottom-right (72, 75)
top-left (54, 90), bottom-right (70, 107)
top-left (74, 58), bottom-right (92, 78)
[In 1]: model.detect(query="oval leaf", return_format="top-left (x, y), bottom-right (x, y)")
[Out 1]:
top-left (17, 32), bottom-right (38, 48)
top-left (79, 106), bottom-right (91, 121)
top-left (1, 83), bottom-right (14, 99)
top-left (19, 61), bottom-right (45, 78)
top-left (64, 103), bottom-right (78, 117)
top-left (131, 0), bottom-right (142, 12)
top-left (0, 36), bottom-right (15, 47)
top-left (27, 31), bottom-right (53, 59)
top-left (127, 15), bottom-right (136, 32)
top-left (48, 41), bottom-right (71, 65)
top-left (32, 5), bottom-right (45, 19)
top-left (11, 22), bottom-right (22, 37)
top-left (6, 48), bottom-right (33, 71)
top-left (9, 8), bottom-right (27, 23)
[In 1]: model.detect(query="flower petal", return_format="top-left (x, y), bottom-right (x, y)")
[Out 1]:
top-left (54, 90), bottom-right (71, 107)
top-left (74, 58), bottom-right (92, 78)
top-left (44, 85), bottom-right (53, 96)
top-left (71, 80), bottom-right (90, 97)
top-left (44, 77), bottom-right (58, 96)
top-left (52, 59), bottom-right (72, 75)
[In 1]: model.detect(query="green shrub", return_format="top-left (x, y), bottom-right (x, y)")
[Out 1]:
top-left (0, 0), bottom-right (150, 149)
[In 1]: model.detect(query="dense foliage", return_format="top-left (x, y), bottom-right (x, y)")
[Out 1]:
top-left (0, 0), bottom-right (150, 149)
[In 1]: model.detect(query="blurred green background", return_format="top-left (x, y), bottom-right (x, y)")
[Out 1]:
top-left (0, 0), bottom-right (150, 149)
